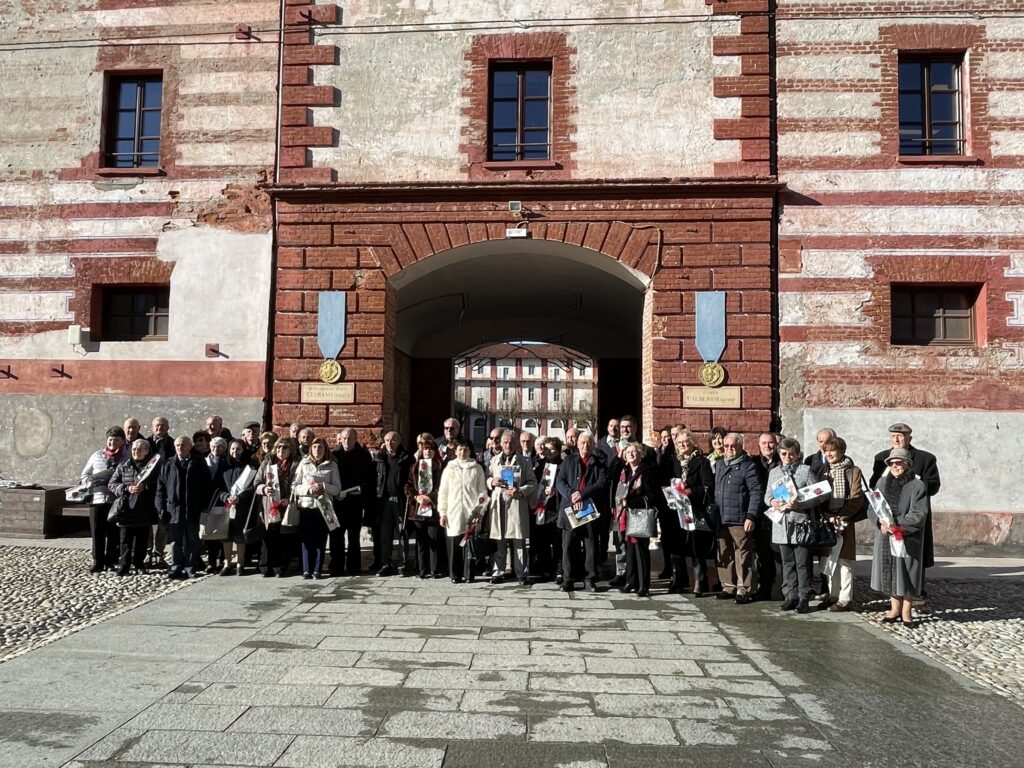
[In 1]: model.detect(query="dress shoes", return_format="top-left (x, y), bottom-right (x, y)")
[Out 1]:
top-left (796, 599), bottom-right (811, 614)
top-left (561, 581), bottom-right (575, 592)
top-left (715, 591), bottom-right (736, 600)
top-left (584, 580), bottom-right (597, 593)
top-left (377, 565), bottom-right (395, 577)
top-left (608, 575), bottom-right (626, 589)
top-left (780, 597), bottom-right (799, 611)
top-left (734, 594), bottom-right (752, 605)
top-left (827, 601), bottom-right (851, 613)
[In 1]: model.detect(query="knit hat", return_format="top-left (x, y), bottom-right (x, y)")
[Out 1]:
top-left (885, 447), bottom-right (913, 465)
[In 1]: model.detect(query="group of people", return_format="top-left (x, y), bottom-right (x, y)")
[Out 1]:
top-left (79, 413), bottom-right (939, 625)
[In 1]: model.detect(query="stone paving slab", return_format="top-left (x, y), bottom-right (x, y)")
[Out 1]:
top-left (2, 560), bottom-right (1023, 767)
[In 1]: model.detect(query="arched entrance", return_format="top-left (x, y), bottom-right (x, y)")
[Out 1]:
top-left (389, 239), bottom-right (649, 439)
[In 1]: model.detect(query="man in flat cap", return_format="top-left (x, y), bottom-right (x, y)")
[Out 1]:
top-left (870, 422), bottom-right (940, 569)
top-left (241, 421), bottom-right (262, 463)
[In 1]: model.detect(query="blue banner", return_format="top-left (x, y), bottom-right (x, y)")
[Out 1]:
top-left (317, 292), bottom-right (347, 359)
top-left (694, 291), bottom-right (726, 363)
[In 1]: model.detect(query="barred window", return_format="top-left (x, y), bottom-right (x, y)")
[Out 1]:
top-left (105, 75), bottom-right (163, 168)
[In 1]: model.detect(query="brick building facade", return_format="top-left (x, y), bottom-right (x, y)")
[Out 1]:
top-left (1, 1), bottom-right (1022, 550)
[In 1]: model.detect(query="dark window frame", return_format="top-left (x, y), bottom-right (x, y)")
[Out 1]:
top-left (99, 285), bottom-right (170, 342)
top-left (890, 284), bottom-right (979, 346)
top-left (897, 55), bottom-right (965, 156)
top-left (488, 62), bottom-right (552, 162)
top-left (105, 74), bottom-right (163, 168)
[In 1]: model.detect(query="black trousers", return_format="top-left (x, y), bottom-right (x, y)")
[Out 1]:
top-left (119, 525), bottom-right (149, 570)
top-left (531, 521), bottom-right (561, 577)
top-left (89, 503), bottom-right (119, 569)
top-left (446, 535), bottom-right (472, 581)
top-left (413, 520), bottom-right (442, 576)
top-left (378, 500), bottom-right (404, 567)
top-left (625, 537), bottom-right (651, 593)
top-left (561, 524), bottom-right (597, 583)
top-left (329, 511), bottom-right (363, 575)
top-left (755, 516), bottom-right (779, 594)
top-left (261, 524), bottom-right (283, 571)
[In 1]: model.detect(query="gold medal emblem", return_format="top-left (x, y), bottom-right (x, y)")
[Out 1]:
top-left (697, 362), bottom-right (726, 388)
top-left (319, 359), bottom-right (343, 384)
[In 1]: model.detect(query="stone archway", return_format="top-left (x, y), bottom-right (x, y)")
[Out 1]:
top-left (269, 182), bottom-right (777, 443)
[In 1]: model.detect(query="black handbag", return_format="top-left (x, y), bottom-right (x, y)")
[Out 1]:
top-left (792, 516), bottom-right (837, 549)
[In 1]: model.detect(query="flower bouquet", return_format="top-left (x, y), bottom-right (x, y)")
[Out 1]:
top-left (264, 464), bottom-right (283, 524)
top-left (416, 458), bottom-right (434, 517)
top-left (461, 493), bottom-right (489, 547)
top-left (662, 478), bottom-right (696, 531)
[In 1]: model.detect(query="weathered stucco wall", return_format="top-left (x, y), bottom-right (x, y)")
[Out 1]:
top-left (0, 1), bottom-right (279, 485)
top-left (310, 0), bottom-right (742, 181)
top-left (776, 2), bottom-right (1024, 517)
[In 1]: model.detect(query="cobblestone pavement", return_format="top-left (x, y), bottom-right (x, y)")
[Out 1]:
top-left (856, 575), bottom-right (1024, 707)
top-left (0, 545), bottom-right (201, 663)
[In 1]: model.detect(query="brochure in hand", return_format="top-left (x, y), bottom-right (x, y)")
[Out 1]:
top-left (770, 475), bottom-right (798, 505)
top-left (564, 500), bottom-right (600, 528)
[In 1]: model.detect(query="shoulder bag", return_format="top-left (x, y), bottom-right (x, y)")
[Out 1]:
top-left (792, 514), bottom-right (837, 549)
top-left (625, 497), bottom-right (658, 539)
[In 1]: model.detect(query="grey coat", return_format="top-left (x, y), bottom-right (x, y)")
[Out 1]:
top-left (763, 464), bottom-right (821, 545)
top-left (869, 475), bottom-right (929, 598)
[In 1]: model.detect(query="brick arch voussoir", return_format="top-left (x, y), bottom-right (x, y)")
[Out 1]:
top-left (383, 220), bottom-right (657, 283)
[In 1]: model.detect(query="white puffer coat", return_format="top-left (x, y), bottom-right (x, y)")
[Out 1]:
top-left (437, 459), bottom-right (488, 536)
top-left (293, 457), bottom-right (341, 508)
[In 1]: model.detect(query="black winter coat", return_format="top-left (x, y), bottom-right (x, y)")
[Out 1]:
top-left (554, 452), bottom-right (609, 530)
top-left (109, 459), bottom-right (159, 527)
top-left (333, 443), bottom-right (377, 519)
top-left (156, 454), bottom-right (217, 526)
top-left (659, 451), bottom-right (715, 519)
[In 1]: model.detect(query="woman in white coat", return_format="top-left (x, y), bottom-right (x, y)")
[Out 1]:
top-left (437, 439), bottom-right (488, 583)
top-left (486, 430), bottom-right (538, 585)
top-left (293, 437), bottom-right (341, 579)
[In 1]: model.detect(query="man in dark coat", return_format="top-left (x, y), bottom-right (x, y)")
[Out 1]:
top-left (555, 432), bottom-right (608, 593)
top-left (147, 416), bottom-right (175, 460)
top-left (374, 431), bottom-right (414, 576)
top-left (205, 415), bottom-right (233, 444)
top-left (713, 433), bottom-right (764, 603)
top-left (439, 418), bottom-right (474, 465)
top-left (595, 418), bottom-right (620, 465)
top-left (753, 432), bottom-right (781, 601)
top-left (869, 422), bottom-right (941, 568)
top-left (803, 427), bottom-right (835, 477)
top-left (156, 435), bottom-right (216, 579)
top-left (331, 428), bottom-right (376, 576)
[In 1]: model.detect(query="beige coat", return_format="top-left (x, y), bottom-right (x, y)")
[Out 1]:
top-left (437, 459), bottom-right (488, 536)
top-left (487, 453), bottom-right (538, 541)
top-left (293, 457), bottom-right (341, 508)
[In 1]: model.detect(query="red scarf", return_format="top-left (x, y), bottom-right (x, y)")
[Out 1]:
top-left (578, 455), bottom-right (590, 493)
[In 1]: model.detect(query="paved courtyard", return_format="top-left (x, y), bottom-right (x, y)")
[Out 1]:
top-left (1, 555), bottom-right (1023, 767)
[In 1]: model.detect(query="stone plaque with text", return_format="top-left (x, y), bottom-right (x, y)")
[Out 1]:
top-left (683, 386), bottom-right (741, 409)
top-left (301, 382), bottom-right (355, 404)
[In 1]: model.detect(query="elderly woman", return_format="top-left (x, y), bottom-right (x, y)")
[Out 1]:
top-left (80, 426), bottom-right (129, 573)
top-left (201, 436), bottom-right (230, 573)
top-left (217, 439), bottom-right (258, 576)
top-left (108, 439), bottom-right (159, 576)
top-left (871, 447), bottom-right (930, 627)
top-left (293, 437), bottom-right (341, 579)
top-left (487, 429), bottom-right (538, 585)
top-left (438, 438), bottom-right (487, 583)
top-left (252, 431), bottom-right (277, 468)
top-left (820, 436), bottom-right (865, 612)
top-left (255, 438), bottom-right (299, 577)
top-left (406, 433), bottom-right (444, 579)
top-left (659, 429), bottom-right (715, 596)
top-left (764, 437), bottom-right (822, 613)
top-left (617, 441), bottom-right (662, 597)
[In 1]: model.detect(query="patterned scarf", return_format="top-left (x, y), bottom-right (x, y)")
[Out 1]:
top-left (828, 456), bottom-right (854, 500)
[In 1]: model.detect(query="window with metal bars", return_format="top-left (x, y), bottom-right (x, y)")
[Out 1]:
top-left (898, 57), bottom-right (964, 156)
top-left (105, 75), bottom-right (163, 168)
top-left (100, 286), bottom-right (170, 341)
top-left (891, 285), bottom-right (978, 345)
top-left (488, 64), bottom-right (551, 161)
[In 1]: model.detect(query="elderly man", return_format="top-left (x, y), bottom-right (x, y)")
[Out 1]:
top-left (147, 417), bottom-right (175, 460)
top-left (519, 431), bottom-right (537, 463)
top-left (804, 427), bottom-right (836, 476)
top-left (486, 430), bottom-right (538, 585)
top-left (331, 428), bottom-right (376, 576)
top-left (439, 418), bottom-right (464, 465)
top-left (555, 431), bottom-right (608, 592)
top-left (870, 423), bottom-right (941, 569)
top-left (240, 421), bottom-right (261, 457)
top-left (205, 415), bottom-right (233, 443)
top-left (480, 427), bottom-right (504, 467)
top-left (374, 431), bottom-right (413, 576)
top-left (298, 426), bottom-right (316, 457)
top-left (563, 426), bottom-right (580, 457)
top-left (156, 435), bottom-right (215, 580)
top-left (289, 422), bottom-right (305, 440)
top-left (713, 433), bottom-right (764, 604)
top-left (123, 417), bottom-right (142, 444)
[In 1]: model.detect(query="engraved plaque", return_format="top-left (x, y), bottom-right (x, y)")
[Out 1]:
top-left (301, 382), bottom-right (355, 404)
top-left (682, 386), bottom-right (741, 409)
